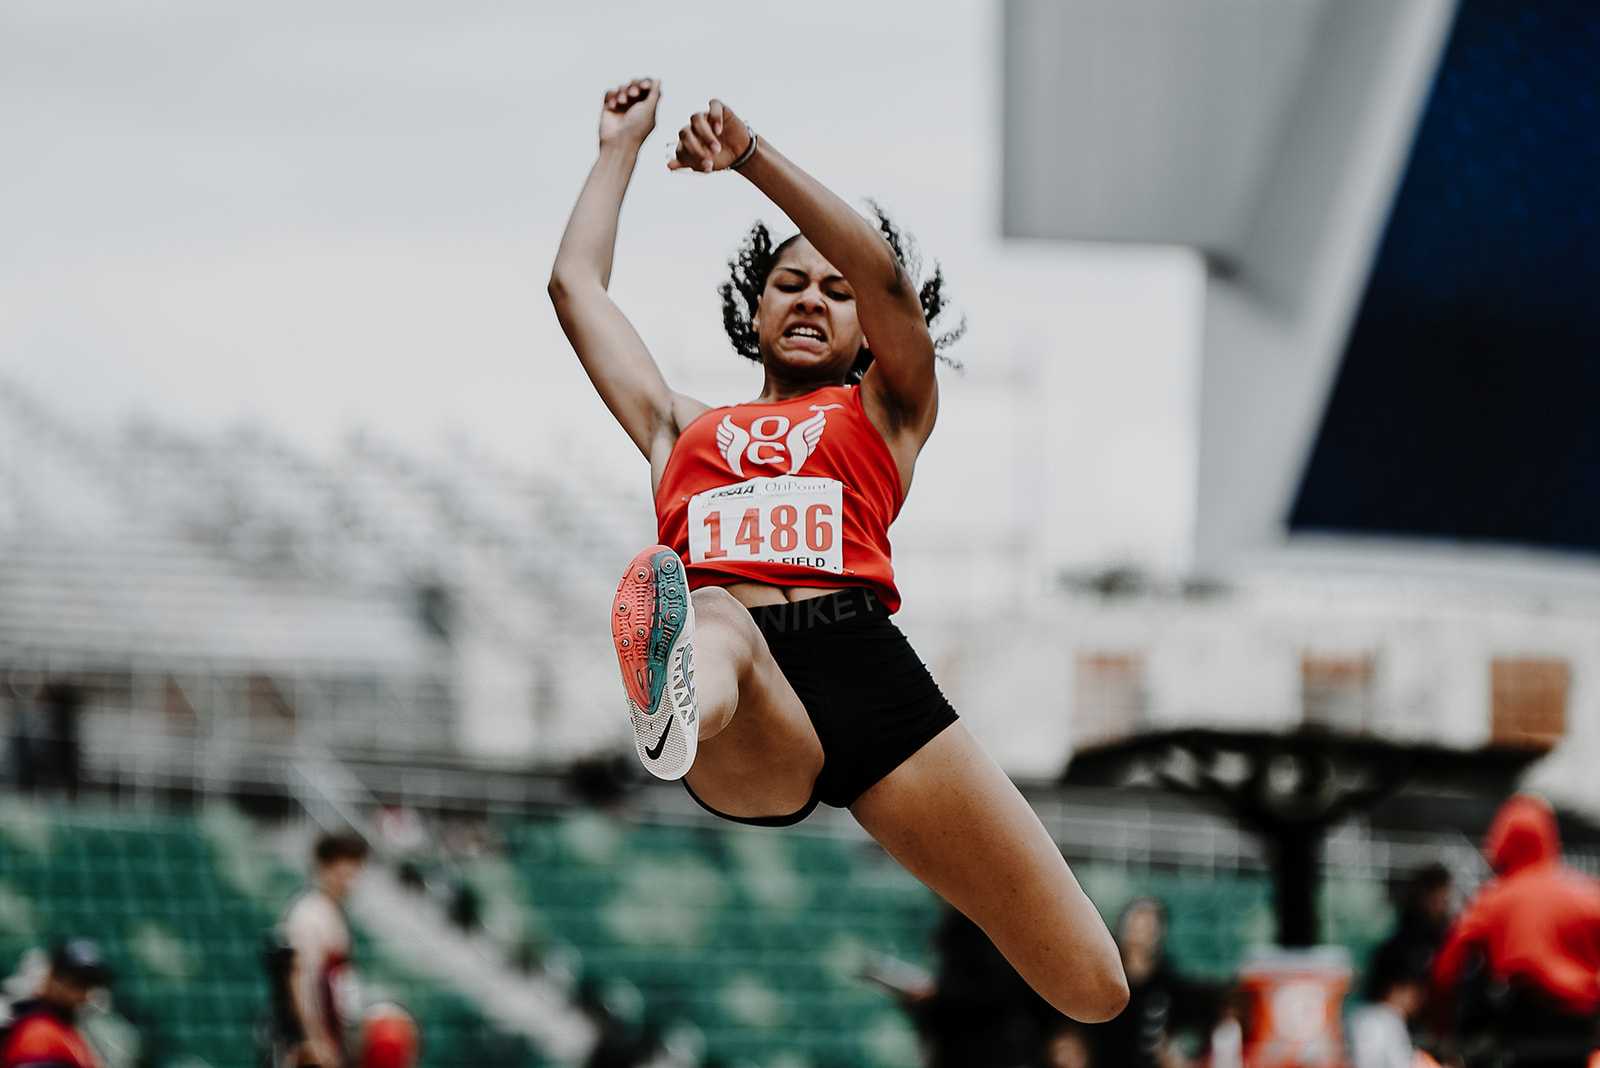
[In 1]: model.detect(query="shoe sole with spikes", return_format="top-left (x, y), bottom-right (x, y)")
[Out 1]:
top-left (611, 545), bottom-right (698, 780)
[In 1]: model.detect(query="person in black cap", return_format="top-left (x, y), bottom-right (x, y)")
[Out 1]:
top-left (0, 940), bottom-right (109, 1068)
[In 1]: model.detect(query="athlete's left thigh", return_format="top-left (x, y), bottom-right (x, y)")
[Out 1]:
top-left (849, 723), bottom-right (1127, 1022)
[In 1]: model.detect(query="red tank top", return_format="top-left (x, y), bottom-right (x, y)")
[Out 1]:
top-left (655, 384), bottom-right (905, 612)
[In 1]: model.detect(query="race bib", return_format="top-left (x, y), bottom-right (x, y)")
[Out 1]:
top-left (687, 476), bottom-right (844, 573)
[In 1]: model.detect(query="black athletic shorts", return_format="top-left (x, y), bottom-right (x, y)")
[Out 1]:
top-left (682, 586), bottom-right (959, 826)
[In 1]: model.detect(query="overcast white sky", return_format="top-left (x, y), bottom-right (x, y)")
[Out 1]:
top-left (1, 0), bottom-right (1201, 572)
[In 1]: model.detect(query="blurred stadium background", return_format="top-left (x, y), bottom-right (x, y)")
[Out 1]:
top-left (3, 0), bottom-right (1598, 1066)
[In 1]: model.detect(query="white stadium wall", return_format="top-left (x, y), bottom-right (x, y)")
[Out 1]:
top-left (985, 0), bottom-right (1600, 809)
top-left (904, 576), bottom-right (1600, 808)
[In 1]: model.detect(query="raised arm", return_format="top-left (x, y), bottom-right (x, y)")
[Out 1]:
top-left (667, 100), bottom-right (937, 440)
top-left (548, 78), bottom-right (706, 470)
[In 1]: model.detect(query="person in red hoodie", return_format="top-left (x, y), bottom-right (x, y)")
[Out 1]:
top-left (1431, 794), bottom-right (1600, 1067)
top-left (0, 941), bottom-right (108, 1068)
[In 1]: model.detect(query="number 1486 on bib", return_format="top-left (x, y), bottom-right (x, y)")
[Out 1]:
top-left (686, 477), bottom-right (845, 573)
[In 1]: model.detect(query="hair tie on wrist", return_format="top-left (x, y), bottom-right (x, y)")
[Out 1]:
top-left (729, 130), bottom-right (759, 171)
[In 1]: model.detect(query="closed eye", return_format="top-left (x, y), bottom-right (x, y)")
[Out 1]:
top-left (771, 271), bottom-right (852, 301)
top-left (776, 285), bottom-right (851, 304)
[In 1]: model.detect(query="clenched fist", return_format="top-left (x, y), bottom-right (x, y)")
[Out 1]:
top-left (666, 98), bottom-right (754, 174)
top-left (598, 77), bottom-right (660, 151)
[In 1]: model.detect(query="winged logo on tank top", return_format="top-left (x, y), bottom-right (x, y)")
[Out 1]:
top-left (716, 404), bottom-right (843, 477)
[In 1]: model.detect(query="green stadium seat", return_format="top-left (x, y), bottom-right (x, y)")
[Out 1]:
top-left (0, 804), bottom-right (554, 1068)
top-left (492, 812), bottom-right (941, 1068)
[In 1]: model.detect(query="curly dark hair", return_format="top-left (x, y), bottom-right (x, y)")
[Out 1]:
top-left (718, 201), bottom-right (967, 383)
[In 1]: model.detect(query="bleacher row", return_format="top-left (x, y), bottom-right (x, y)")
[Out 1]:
top-left (0, 378), bottom-right (644, 763)
top-left (493, 814), bottom-right (941, 1068)
top-left (0, 381), bottom-right (644, 608)
top-left (1, 801), bottom-right (1398, 1068)
top-left (485, 812), bottom-right (1393, 1067)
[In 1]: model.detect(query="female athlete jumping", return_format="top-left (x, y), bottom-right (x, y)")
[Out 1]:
top-left (548, 77), bottom-right (1128, 1023)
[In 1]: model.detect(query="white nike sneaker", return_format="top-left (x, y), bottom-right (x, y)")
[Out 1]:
top-left (611, 545), bottom-right (698, 780)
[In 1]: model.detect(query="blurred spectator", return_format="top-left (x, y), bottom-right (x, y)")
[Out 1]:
top-left (274, 832), bottom-right (370, 1068)
top-left (1362, 864), bottom-right (1453, 1066)
top-left (394, 860), bottom-right (426, 894)
top-left (575, 978), bottom-right (656, 1068)
top-left (1349, 940), bottom-right (1431, 1068)
top-left (1376, 863), bottom-right (1454, 977)
top-left (0, 940), bottom-right (110, 1068)
top-left (1432, 795), bottom-right (1600, 1068)
top-left (1089, 898), bottom-right (1218, 1068)
top-left (1042, 1021), bottom-right (1094, 1068)
top-left (885, 907), bottom-right (1055, 1068)
top-left (439, 818), bottom-right (492, 862)
top-left (446, 879), bottom-right (482, 934)
top-left (1207, 996), bottom-right (1245, 1068)
top-left (921, 908), bottom-right (1056, 1068)
top-left (374, 807), bottom-right (427, 858)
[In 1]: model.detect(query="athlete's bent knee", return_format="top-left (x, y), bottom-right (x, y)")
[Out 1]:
top-left (691, 585), bottom-right (744, 617)
top-left (692, 587), bottom-right (761, 660)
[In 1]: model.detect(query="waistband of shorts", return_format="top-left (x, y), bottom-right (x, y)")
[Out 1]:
top-left (744, 587), bottom-right (889, 635)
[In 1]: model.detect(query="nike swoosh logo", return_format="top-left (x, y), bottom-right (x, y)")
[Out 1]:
top-left (644, 716), bottom-right (673, 761)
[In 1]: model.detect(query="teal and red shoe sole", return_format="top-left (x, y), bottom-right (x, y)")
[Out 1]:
top-left (611, 546), bottom-right (698, 779)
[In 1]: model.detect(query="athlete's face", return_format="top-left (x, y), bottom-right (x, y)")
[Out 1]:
top-left (753, 238), bottom-right (865, 382)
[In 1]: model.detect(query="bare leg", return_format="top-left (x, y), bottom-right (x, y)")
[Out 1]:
top-left (684, 587), bottom-right (750, 743)
top-left (681, 587), bottom-right (824, 819)
top-left (850, 723), bottom-right (1129, 1022)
